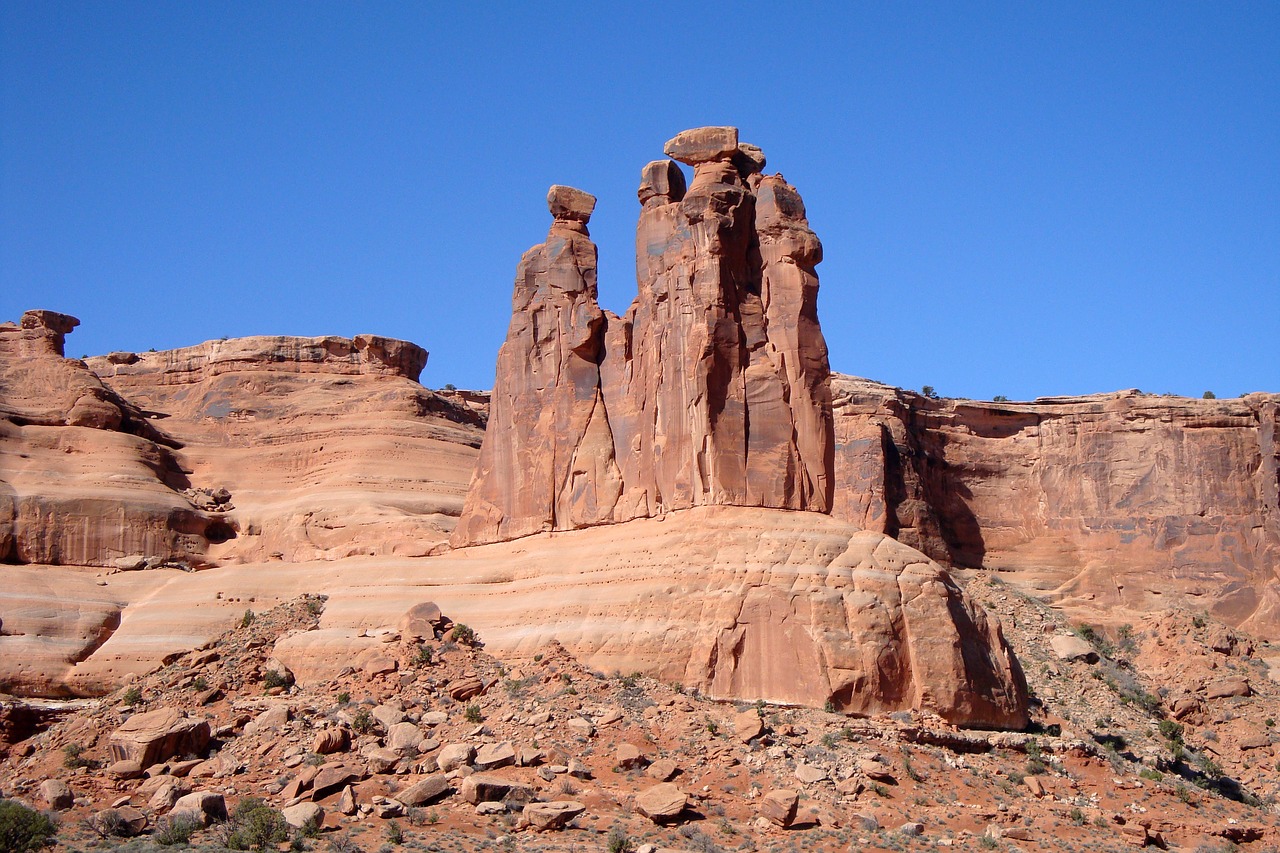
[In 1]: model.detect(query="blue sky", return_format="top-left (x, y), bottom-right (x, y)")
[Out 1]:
top-left (2, 3), bottom-right (1276, 399)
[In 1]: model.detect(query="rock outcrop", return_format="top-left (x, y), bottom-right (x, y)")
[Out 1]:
top-left (0, 311), bottom-right (223, 567)
top-left (453, 126), bottom-right (833, 546)
top-left (85, 333), bottom-right (482, 564)
top-left (830, 376), bottom-right (1280, 633)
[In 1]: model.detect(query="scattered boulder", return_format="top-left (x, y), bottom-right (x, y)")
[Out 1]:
top-left (634, 783), bottom-right (686, 823)
top-left (474, 741), bottom-right (516, 770)
top-left (647, 758), bottom-right (679, 781)
top-left (396, 774), bottom-right (451, 806)
top-left (460, 772), bottom-right (536, 805)
top-left (759, 789), bottom-right (799, 828)
top-left (1204, 677), bottom-right (1251, 699)
top-left (171, 791), bottom-right (227, 827)
top-left (281, 801), bottom-right (324, 830)
top-left (1050, 634), bottom-right (1099, 663)
top-left (109, 708), bottom-right (210, 768)
top-left (523, 800), bottom-right (586, 831)
top-left (312, 727), bottom-right (349, 755)
top-left (734, 710), bottom-right (765, 743)
top-left (437, 743), bottom-right (474, 772)
top-left (38, 779), bottom-right (73, 810)
top-left (448, 677), bottom-right (485, 701)
top-left (616, 743), bottom-right (647, 770)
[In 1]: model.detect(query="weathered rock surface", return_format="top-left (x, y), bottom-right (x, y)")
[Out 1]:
top-left (453, 125), bottom-right (833, 547)
top-left (634, 782), bottom-right (687, 822)
top-left (86, 333), bottom-right (481, 565)
top-left (108, 708), bottom-right (210, 768)
top-left (0, 311), bottom-right (225, 569)
top-left (830, 376), bottom-right (1280, 633)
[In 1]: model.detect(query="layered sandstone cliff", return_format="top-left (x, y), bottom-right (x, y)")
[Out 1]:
top-left (831, 376), bottom-right (1280, 633)
top-left (0, 311), bottom-right (221, 567)
top-left (85, 334), bottom-right (482, 564)
top-left (453, 127), bottom-right (833, 547)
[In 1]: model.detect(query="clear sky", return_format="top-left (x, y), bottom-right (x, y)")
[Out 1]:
top-left (2, 3), bottom-right (1277, 400)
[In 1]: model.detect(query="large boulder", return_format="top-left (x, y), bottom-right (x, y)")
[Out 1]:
top-left (109, 709), bottom-right (210, 768)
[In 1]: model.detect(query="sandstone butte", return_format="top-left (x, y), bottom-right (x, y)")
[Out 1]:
top-left (0, 127), bottom-right (1276, 733)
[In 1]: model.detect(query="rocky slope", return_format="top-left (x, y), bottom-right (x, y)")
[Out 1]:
top-left (3, 593), bottom-right (1277, 853)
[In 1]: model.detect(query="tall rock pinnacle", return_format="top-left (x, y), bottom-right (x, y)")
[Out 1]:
top-left (452, 128), bottom-right (835, 547)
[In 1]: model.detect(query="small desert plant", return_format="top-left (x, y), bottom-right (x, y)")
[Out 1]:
top-left (154, 812), bottom-right (201, 846)
top-left (352, 707), bottom-right (375, 734)
top-left (62, 742), bottom-right (94, 769)
top-left (424, 810), bottom-right (441, 826)
top-left (413, 644), bottom-right (433, 666)
top-left (336, 691), bottom-right (350, 705)
top-left (122, 685), bottom-right (143, 706)
top-left (1159, 719), bottom-right (1184, 744)
top-left (327, 835), bottom-right (363, 853)
top-left (1068, 807), bottom-right (1085, 825)
top-left (222, 797), bottom-right (289, 850)
top-left (191, 675), bottom-right (209, 691)
top-left (84, 808), bottom-right (132, 838)
top-left (241, 609), bottom-right (255, 628)
top-left (262, 669), bottom-right (290, 690)
top-left (0, 799), bottom-right (59, 852)
top-left (451, 623), bottom-right (477, 645)
top-left (464, 704), bottom-right (483, 723)
top-left (992, 395), bottom-right (1009, 402)
top-left (606, 826), bottom-right (634, 853)
top-left (386, 821), bottom-right (404, 844)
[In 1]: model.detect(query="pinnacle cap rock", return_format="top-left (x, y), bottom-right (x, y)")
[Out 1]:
top-left (547, 185), bottom-right (596, 223)
top-left (663, 126), bottom-right (739, 165)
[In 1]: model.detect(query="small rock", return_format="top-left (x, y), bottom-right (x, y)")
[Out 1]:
top-left (1050, 634), bottom-right (1099, 663)
top-left (794, 763), bottom-right (827, 784)
top-left (899, 821), bottom-right (925, 837)
top-left (171, 791), bottom-right (227, 827)
top-left (616, 743), bottom-right (647, 770)
top-left (396, 774), bottom-right (451, 806)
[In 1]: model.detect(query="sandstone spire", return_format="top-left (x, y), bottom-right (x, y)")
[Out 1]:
top-left (452, 128), bottom-right (835, 546)
top-left (450, 186), bottom-right (623, 545)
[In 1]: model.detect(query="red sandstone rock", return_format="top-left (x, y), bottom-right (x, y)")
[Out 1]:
top-left (108, 708), bottom-right (210, 768)
top-left (453, 126), bottom-right (834, 546)
top-left (829, 376), bottom-right (1280, 633)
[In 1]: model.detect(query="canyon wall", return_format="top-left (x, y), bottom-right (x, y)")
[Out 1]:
top-left (831, 375), bottom-right (1280, 633)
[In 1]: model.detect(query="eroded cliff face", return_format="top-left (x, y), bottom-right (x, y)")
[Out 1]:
top-left (86, 333), bottom-right (482, 564)
top-left (0, 311), bottom-right (219, 567)
top-left (453, 127), bottom-right (834, 547)
top-left (831, 375), bottom-right (1280, 634)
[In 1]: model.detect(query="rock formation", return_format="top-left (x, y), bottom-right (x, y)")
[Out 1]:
top-left (446, 128), bottom-right (1025, 727)
top-left (0, 311), bottom-right (221, 567)
top-left (830, 376), bottom-right (1280, 634)
top-left (453, 127), bottom-right (833, 547)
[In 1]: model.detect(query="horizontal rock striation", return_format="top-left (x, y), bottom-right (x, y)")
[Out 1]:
top-left (831, 376), bottom-right (1280, 633)
top-left (1, 311), bottom-right (221, 567)
top-left (87, 333), bottom-right (481, 564)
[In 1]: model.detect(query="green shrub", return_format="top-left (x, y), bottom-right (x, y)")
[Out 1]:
top-left (62, 742), bottom-right (94, 769)
top-left (191, 675), bottom-right (209, 691)
top-left (464, 704), bottom-right (483, 723)
top-left (241, 609), bottom-right (255, 628)
top-left (1158, 720), bottom-right (1184, 743)
top-left (386, 820), bottom-right (404, 844)
top-left (413, 644), bottom-right (433, 666)
top-left (223, 797), bottom-right (289, 850)
top-left (606, 826), bottom-right (634, 853)
top-left (336, 691), bottom-right (350, 705)
top-left (451, 623), bottom-right (477, 645)
top-left (262, 669), bottom-right (291, 690)
top-left (154, 812), bottom-right (201, 846)
top-left (0, 799), bottom-right (58, 852)
top-left (352, 707), bottom-right (375, 734)
top-left (122, 686), bottom-right (143, 706)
